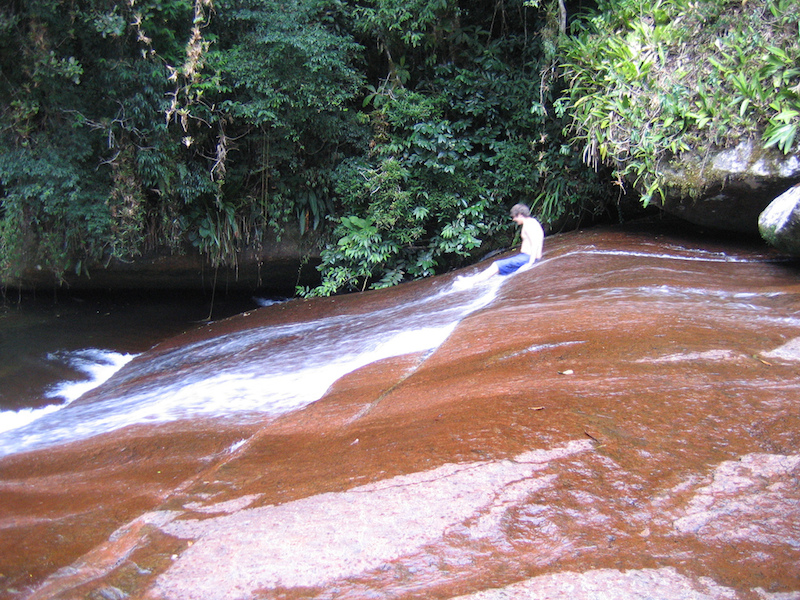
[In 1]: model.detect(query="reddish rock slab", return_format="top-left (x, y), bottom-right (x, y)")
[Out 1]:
top-left (2, 224), bottom-right (799, 600)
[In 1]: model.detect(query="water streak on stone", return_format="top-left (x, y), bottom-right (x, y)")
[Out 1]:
top-left (0, 277), bottom-right (503, 457)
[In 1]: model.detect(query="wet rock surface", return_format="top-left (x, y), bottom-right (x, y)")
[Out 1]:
top-left (5, 229), bottom-right (320, 294)
top-left (654, 140), bottom-right (800, 234)
top-left (1, 223), bottom-right (799, 600)
top-left (760, 183), bottom-right (800, 256)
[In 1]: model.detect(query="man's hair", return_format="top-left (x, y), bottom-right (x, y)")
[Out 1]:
top-left (510, 203), bottom-right (531, 218)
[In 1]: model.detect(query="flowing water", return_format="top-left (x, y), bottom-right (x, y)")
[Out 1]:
top-left (0, 278), bottom-right (503, 457)
top-left (0, 291), bottom-right (265, 446)
top-left (0, 221), bottom-right (799, 600)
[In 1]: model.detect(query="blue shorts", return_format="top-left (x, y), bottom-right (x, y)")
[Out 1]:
top-left (496, 253), bottom-right (531, 275)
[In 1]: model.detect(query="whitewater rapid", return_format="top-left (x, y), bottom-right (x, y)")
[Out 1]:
top-left (0, 277), bottom-right (503, 458)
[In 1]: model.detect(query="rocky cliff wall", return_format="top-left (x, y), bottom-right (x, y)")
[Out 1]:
top-left (653, 140), bottom-right (800, 244)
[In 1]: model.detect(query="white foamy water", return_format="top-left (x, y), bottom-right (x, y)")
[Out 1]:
top-left (0, 350), bottom-right (135, 436)
top-left (0, 278), bottom-right (502, 457)
top-left (567, 246), bottom-right (763, 263)
top-left (0, 403), bottom-right (66, 437)
top-left (46, 349), bottom-right (137, 402)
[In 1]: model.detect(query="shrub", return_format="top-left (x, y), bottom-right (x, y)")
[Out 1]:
top-left (560, 0), bottom-right (800, 204)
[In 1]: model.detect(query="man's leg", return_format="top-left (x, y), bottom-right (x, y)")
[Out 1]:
top-left (496, 253), bottom-right (531, 275)
top-left (471, 262), bottom-right (500, 282)
top-left (453, 261), bottom-right (499, 289)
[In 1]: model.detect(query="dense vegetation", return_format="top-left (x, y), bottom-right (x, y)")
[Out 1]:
top-left (1, 0), bottom-right (797, 294)
top-left (560, 0), bottom-right (800, 205)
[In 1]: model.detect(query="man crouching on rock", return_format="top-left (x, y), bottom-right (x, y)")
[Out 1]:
top-left (455, 203), bottom-right (544, 288)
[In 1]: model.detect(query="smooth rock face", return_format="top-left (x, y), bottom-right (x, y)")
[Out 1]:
top-left (759, 183), bottom-right (800, 255)
top-left (451, 567), bottom-right (744, 600)
top-left (5, 228), bottom-right (320, 293)
top-left (1, 223), bottom-right (799, 600)
top-left (655, 140), bottom-right (800, 233)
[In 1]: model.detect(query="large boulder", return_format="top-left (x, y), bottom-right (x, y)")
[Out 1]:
top-left (759, 183), bottom-right (800, 255)
top-left (652, 140), bottom-right (800, 234)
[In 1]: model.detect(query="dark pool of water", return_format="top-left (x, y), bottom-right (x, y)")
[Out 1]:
top-left (0, 289), bottom-right (271, 412)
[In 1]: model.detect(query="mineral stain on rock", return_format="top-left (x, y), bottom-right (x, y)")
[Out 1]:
top-left (1, 223), bottom-right (799, 600)
top-left (153, 441), bottom-right (592, 600)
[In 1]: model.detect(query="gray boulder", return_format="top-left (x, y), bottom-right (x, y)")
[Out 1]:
top-left (759, 183), bottom-right (800, 255)
top-left (652, 140), bottom-right (800, 233)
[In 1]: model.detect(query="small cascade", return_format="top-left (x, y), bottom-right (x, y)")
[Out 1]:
top-left (0, 350), bottom-right (134, 437)
top-left (0, 276), bottom-right (503, 457)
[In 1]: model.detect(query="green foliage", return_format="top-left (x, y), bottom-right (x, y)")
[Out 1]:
top-left (0, 142), bottom-right (112, 281)
top-left (560, 0), bottom-right (800, 204)
top-left (0, 0), bottom-right (198, 282)
top-left (0, 0), bottom-right (368, 282)
top-left (211, 0), bottom-right (363, 131)
top-left (354, 0), bottom-right (456, 56)
top-left (2, 0), bottom-right (619, 292)
top-left (302, 3), bottom-right (613, 296)
top-left (174, 0), bottom-right (368, 265)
